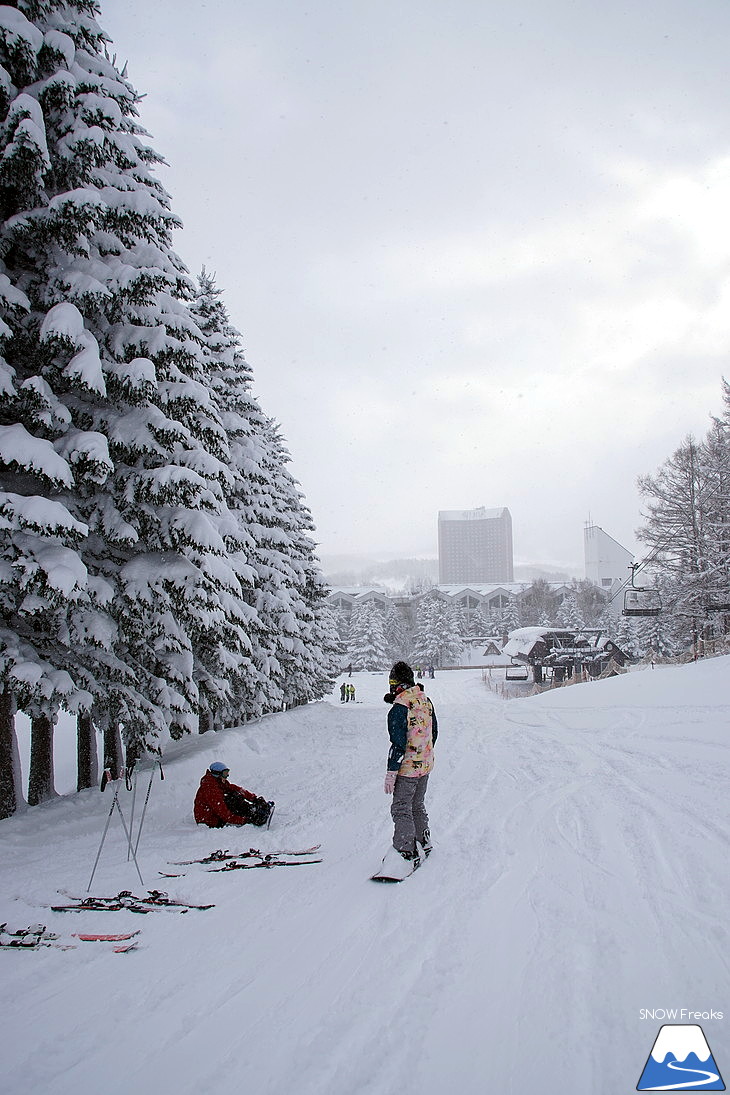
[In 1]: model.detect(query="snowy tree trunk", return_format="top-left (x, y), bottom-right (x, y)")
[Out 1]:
top-left (27, 714), bottom-right (57, 805)
top-left (198, 708), bottom-right (213, 734)
top-left (103, 723), bottom-right (124, 778)
top-left (0, 688), bottom-right (23, 819)
top-left (76, 713), bottom-right (98, 791)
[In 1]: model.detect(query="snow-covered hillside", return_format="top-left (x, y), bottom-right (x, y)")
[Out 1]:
top-left (1, 659), bottom-right (728, 1095)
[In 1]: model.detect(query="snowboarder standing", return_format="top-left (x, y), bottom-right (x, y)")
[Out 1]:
top-left (194, 762), bottom-right (273, 828)
top-left (340, 682), bottom-right (347, 703)
top-left (382, 661), bottom-right (437, 867)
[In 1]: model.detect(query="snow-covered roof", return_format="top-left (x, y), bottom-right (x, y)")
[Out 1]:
top-left (502, 626), bottom-right (551, 658)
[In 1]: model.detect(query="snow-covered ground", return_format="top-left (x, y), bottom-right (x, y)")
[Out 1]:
top-left (1, 659), bottom-right (728, 1095)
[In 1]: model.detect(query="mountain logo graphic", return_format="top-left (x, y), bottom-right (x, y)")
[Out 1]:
top-left (637, 1024), bottom-right (725, 1090)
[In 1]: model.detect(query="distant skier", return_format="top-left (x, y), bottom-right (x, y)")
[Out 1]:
top-left (340, 682), bottom-right (347, 703)
top-left (194, 762), bottom-right (273, 828)
top-left (349, 684), bottom-right (356, 702)
top-left (381, 661), bottom-right (438, 870)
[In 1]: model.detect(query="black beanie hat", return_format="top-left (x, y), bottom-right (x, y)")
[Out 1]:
top-left (390, 661), bottom-right (415, 687)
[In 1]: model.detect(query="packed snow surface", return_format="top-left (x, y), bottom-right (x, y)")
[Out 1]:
top-left (1, 658), bottom-right (729, 1095)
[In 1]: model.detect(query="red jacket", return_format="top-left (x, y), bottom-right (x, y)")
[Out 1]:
top-left (193, 771), bottom-right (257, 827)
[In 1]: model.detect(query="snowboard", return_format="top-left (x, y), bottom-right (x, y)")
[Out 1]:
top-left (370, 843), bottom-right (424, 883)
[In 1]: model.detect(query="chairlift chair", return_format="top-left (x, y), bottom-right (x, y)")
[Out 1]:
top-left (622, 565), bottom-right (661, 617)
top-left (505, 662), bottom-right (529, 682)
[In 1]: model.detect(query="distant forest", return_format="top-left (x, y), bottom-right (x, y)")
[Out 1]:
top-left (321, 556), bottom-right (575, 591)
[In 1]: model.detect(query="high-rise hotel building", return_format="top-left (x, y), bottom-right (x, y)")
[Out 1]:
top-left (438, 507), bottom-right (514, 584)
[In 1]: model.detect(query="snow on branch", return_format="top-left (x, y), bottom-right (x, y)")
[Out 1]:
top-left (54, 429), bottom-right (113, 483)
top-left (0, 423), bottom-right (73, 486)
top-left (0, 492), bottom-right (87, 540)
top-left (0, 7), bottom-right (44, 57)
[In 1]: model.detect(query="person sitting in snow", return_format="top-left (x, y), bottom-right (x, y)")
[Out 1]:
top-left (383, 661), bottom-right (438, 864)
top-left (193, 762), bottom-right (273, 828)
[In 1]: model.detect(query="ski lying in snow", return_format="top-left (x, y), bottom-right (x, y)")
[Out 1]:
top-left (209, 857), bottom-right (322, 872)
top-left (52, 890), bottom-right (214, 913)
top-left (73, 931), bottom-right (141, 942)
top-left (1, 922), bottom-right (58, 940)
top-left (370, 845), bottom-right (424, 884)
top-left (0, 937), bottom-right (76, 950)
top-left (169, 844), bottom-right (321, 866)
top-left (0, 924), bottom-right (138, 952)
top-left (0, 924), bottom-right (72, 949)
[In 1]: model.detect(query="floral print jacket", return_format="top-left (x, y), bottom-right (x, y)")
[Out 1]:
top-left (387, 685), bottom-right (438, 776)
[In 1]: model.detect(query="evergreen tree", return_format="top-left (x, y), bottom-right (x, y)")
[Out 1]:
top-left (469, 607), bottom-right (490, 636)
top-left (521, 579), bottom-right (557, 626)
top-left (412, 593), bottom-right (462, 667)
top-left (501, 597), bottom-right (520, 637)
top-left (347, 600), bottom-right (387, 671)
top-left (383, 599), bottom-right (410, 664)
top-left (411, 593), bottom-right (440, 665)
top-left (574, 579), bottom-right (607, 627)
top-left (0, 2), bottom-right (336, 816)
top-left (556, 592), bottom-right (585, 632)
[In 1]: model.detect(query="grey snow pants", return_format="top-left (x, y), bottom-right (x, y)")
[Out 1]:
top-left (391, 773), bottom-right (430, 854)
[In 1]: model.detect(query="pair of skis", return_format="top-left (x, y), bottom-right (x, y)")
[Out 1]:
top-left (163, 844), bottom-right (322, 876)
top-left (51, 890), bottom-right (214, 914)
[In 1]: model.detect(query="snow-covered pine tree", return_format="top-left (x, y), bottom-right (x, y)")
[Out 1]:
top-left (443, 604), bottom-right (464, 665)
top-left (469, 607), bottom-right (490, 637)
top-left (0, 0), bottom-right (253, 810)
top-left (411, 593), bottom-right (439, 666)
top-left (556, 591), bottom-right (585, 632)
top-left (501, 596), bottom-right (520, 638)
top-left (188, 269), bottom-right (266, 728)
top-left (411, 592), bottom-right (462, 667)
top-left (252, 416), bottom-right (337, 708)
top-left (347, 600), bottom-right (387, 671)
top-left (635, 612), bottom-right (677, 661)
top-left (383, 599), bottom-right (411, 664)
top-left (520, 579), bottom-right (557, 626)
top-left (614, 612), bottom-right (639, 657)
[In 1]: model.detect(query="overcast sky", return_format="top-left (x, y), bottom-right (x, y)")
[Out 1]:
top-left (101, 0), bottom-right (730, 572)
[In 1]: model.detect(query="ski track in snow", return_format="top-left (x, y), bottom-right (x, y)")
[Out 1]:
top-left (1, 660), bottom-right (729, 1095)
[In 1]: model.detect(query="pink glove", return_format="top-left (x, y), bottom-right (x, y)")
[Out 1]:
top-left (384, 771), bottom-right (397, 794)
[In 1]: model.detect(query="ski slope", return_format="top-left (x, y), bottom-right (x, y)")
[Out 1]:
top-left (1, 658), bottom-right (728, 1095)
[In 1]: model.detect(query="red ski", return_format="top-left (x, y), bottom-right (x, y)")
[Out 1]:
top-left (73, 931), bottom-right (141, 942)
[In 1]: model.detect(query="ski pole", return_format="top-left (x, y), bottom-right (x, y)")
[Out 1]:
top-left (127, 772), bottom-right (137, 862)
top-left (87, 786), bottom-right (119, 892)
top-left (133, 760), bottom-right (163, 858)
top-left (113, 796), bottom-right (144, 888)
